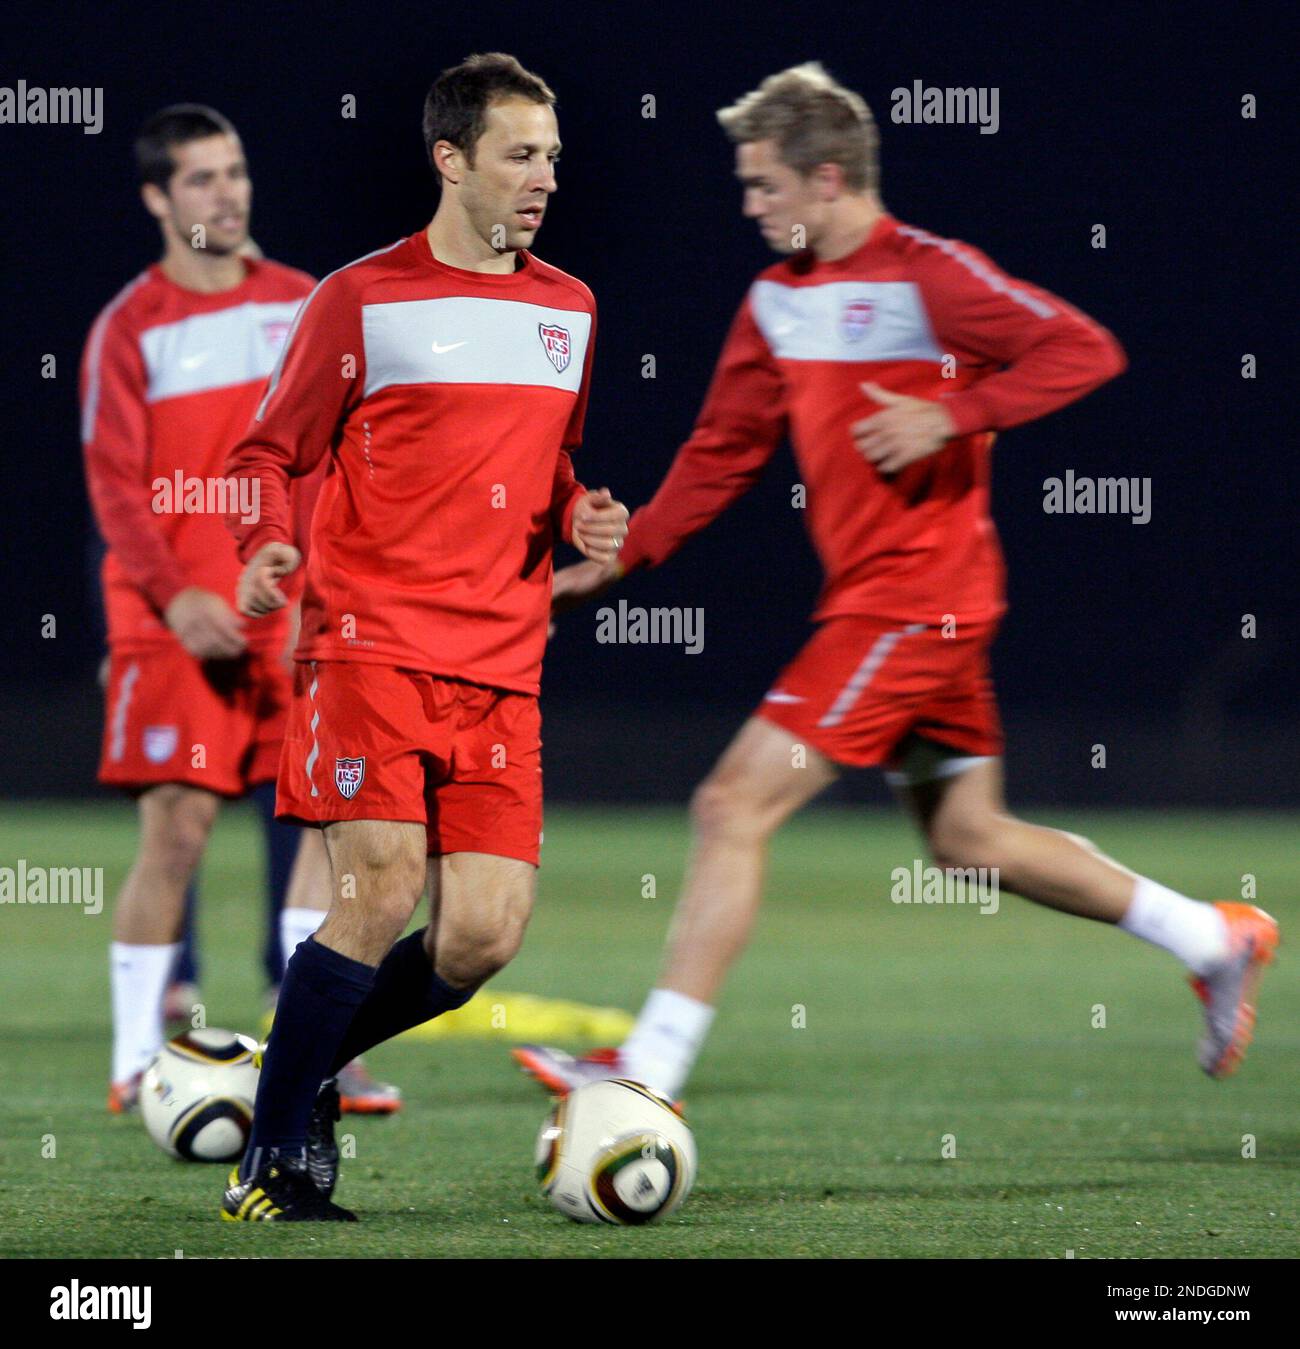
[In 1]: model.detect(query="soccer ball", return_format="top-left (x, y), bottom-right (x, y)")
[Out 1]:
top-left (535, 1078), bottom-right (697, 1224)
top-left (140, 1029), bottom-right (260, 1162)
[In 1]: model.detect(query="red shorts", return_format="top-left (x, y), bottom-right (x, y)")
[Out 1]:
top-left (99, 644), bottom-right (290, 796)
top-left (277, 662), bottom-right (543, 866)
top-left (755, 616), bottom-right (1003, 772)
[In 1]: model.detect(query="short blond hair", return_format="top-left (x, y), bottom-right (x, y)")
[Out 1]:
top-left (717, 62), bottom-right (879, 192)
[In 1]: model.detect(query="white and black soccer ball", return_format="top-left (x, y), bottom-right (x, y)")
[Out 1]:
top-left (535, 1078), bottom-right (697, 1225)
top-left (140, 1029), bottom-right (260, 1162)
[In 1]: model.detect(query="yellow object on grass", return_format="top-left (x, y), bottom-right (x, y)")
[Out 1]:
top-left (402, 991), bottom-right (634, 1042)
top-left (260, 991), bottom-right (633, 1044)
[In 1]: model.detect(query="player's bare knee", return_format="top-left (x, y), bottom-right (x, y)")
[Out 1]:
top-left (140, 787), bottom-right (217, 881)
top-left (328, 829), bottom-right (425, 905)
top-left (154, 828), bottom-right (208, 882)
top-left (371, 888), bottom-right (424, 939)
top-left (333, 828), bottom-right (423, 879)
top-left (689, 773), bottom-right (775, 843)
top-left (928, 810), bottom-right (1004, 870)
top-left (321, 851), bottom-right (424, 953)
top-left (332, 864), bottom-right (422, 919)
top-left (317, 883), bottom-right (417, 960)
top-left (437, 924), bottom-right (519, 988)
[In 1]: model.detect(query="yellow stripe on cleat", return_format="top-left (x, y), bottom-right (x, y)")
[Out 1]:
top-left (236, 1187), bottom-right (265, 1219)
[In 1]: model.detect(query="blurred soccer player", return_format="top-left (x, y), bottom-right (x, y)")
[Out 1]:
top-left (516, 63), bottom-right (1278, 1103)
top-left (86, 521), bottom-right (298, 1029)
top-left (220, 52), bottom-right (627, 1221)
top-left (81, 105), bottom-right (396, 1116)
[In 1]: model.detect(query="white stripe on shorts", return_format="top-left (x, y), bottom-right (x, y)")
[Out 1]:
top-left (303, 662), bottom-right (321, 798)
top-left (107, 661), bottom-right (141, 762)
top-left (817, 623), bottom-right (926, 729)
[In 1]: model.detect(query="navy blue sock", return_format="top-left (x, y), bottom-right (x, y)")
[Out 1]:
top-left (329, 929), bottom-right (474, 1074)
top-left (174, 881), bottom-right (199, 985)
top-left (241, 935), bottom-right (375, 1178)
top-left (254, 781), bottom-right (295, 988)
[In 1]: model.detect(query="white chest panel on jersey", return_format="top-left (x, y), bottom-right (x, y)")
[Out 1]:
top-left (139, 300), bottom-right (302, 402)
top-left (360, 295), bottom-right (592, 398)
top-left (749, 278), bottom-right (943, 364)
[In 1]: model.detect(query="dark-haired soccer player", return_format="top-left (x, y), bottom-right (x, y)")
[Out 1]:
top-left (82, 105), bottom-right (359, 1112)
top-left (221, 53), bottom-right (627, 1221)
top-left (516, 62), bottom-right (1278, 1103)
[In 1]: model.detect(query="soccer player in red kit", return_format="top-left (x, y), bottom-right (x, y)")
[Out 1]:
top-left (81, 105), bottom-right (358, 1114)
top-left (516, 63), bottom-right (1278, 1104)
top-left (219, 53), bottom-right (628, 1221)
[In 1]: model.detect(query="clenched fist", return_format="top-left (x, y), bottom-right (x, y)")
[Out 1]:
top-left (571, 487), bottom-right (629, 565)
top-left (237, 541), bottom-right (302, 617)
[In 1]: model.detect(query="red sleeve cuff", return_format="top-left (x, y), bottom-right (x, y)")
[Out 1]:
top-left (616, 511), bottom-right (654, 573)
top-left (558, 484), bottom-right (586, 545)
top-left (942, 388), bottom-right (996, 438)
top-left (238, 524), bottom-right (294, 563)
top-left (145, 569), bottom-right (191, 616)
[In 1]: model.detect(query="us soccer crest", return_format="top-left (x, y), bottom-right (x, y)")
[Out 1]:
top-left (142, 726), bottom-right (178, 764)
top-left (262, 318), bottom-right (292, 347)
top-left (335, 756), bottom-right (365, 800)
top-left (538, 323), bottom-right (571, 373)
top-left (840, 298), bottom-right (875, 343)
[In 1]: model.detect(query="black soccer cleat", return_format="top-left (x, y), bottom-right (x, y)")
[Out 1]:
top-left (220, 1155), bottom-right (357, 1222)
top-left (306, 1077), bottom-right (342, 1198)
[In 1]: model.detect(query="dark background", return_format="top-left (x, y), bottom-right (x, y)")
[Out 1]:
top-left (2, 0), bottom-right (1293, 806)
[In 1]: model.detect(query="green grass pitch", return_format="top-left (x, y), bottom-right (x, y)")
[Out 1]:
top-left (0, 801), bottom-right (1295, 1258)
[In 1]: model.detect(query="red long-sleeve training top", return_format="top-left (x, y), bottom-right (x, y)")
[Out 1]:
top-left (224, 230), bottom-right (594, 695)
top-left (619, 213), bottom-right (1127, 626)
top-left (80, 257), bottom-right (318, 652)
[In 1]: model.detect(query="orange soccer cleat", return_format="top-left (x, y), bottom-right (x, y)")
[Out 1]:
top-left (107, 1072), bottom-right (142, 1114)
top-left (511, 1045), bottom-right (685, 1113)
top-left (512, 1044), bottom-right (622, 1097)
top-left (336, 1057), bottom-right (402, 1115)
top-left (1190, 902), bottom-right (1280, 1079)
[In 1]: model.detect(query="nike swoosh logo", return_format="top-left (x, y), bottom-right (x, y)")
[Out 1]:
top-left (431, 341), bottom-right (466, 354)
top-left (179, 352), bottom-right (210, 370)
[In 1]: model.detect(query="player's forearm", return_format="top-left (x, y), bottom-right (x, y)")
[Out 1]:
top-left (621, 295), bottom-right (785, 570)
top-left (619, 449), bottom-right (767, 572)
top-left (288, 459), bottom-right (328, 561)
top-left (943, 323), bottom-right (1127, 436)
top-left (85, 462), bottom-right (192, 613)
top-left (224, 440), bottom-right (296, 561)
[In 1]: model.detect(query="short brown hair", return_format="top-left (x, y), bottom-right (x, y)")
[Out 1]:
top-left (135, 104), bottom-right (239, 190)
top-left (717, 62), bottom-right (879, 192)
top-left (422, 52), bottom-right (555, 182)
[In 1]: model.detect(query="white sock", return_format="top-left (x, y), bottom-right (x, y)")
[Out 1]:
top-left (110, 942), bottom-right (181, 1084)
top-left (1118, 877), bottom-right (1229, 975)
top-left (280, 907), bottom-right (325, 975)
top-left (620, 988), bottom-right (715, 1099)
